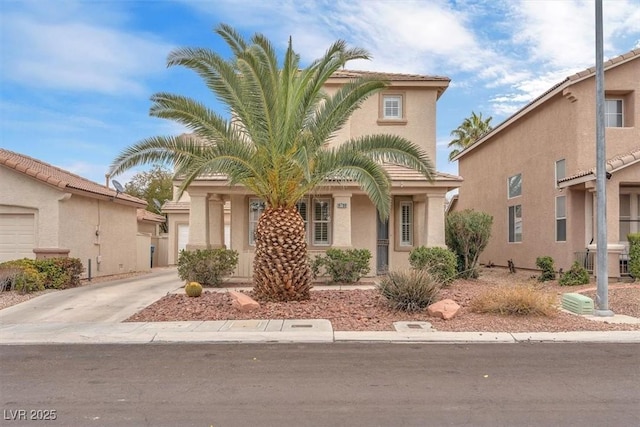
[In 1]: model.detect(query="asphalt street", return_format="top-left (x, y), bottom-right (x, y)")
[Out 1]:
top-left (1, 343), bottom-right (639, 427)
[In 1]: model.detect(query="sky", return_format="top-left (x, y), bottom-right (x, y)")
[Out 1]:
top-left (1, 0), bottom-right (639, 186)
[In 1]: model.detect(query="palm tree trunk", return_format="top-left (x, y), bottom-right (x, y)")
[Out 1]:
top-left (253, 207), bottom-right (312, 301)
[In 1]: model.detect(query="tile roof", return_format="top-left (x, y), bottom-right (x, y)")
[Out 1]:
top-left (558, 148), bottom-right (640, 185)
top-left (383, 163), bottom-right (463, 182)
top-left (454, 48), bottom-right (640, 160)
top-left (162, 201), bottom-right (191, 212)
top-left (137, 209), bottom-right (166, 223)
top-left (0, 148), bottom-right (147, 206)
top-left (331, 69), bottom-right (450, 82)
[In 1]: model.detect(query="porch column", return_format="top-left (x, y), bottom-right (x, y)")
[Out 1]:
top-left (332, 193), bottom-right (352, 248)
top-left (208, 194), bottom-right (225, 249)
top-left (413, 195), bottom-right (426, 247)
top-left (186, 192), bottom-right (210, 251)
top-left (426, 193), bottom-right (446, 247)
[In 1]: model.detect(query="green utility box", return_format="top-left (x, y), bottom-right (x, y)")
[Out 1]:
top-left (561, 293), bottom-right (594, 315)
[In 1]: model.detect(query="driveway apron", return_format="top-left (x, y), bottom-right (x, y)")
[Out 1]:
top-left (0, 268), bottom-right (183, 324)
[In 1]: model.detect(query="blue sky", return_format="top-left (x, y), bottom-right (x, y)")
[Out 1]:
top-left (1, 0), bottom-right (639, 186)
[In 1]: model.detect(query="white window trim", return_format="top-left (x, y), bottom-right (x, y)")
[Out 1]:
top-left (508, 173), bottom-right (522, 199)
top-left (556, 196), bottom-right (566, 242)
top-left (296, 198), bottom-right (309, 242)
top-left (312, 198), bottom-right (332, 246)
top-left (399, 201), bottom-right (413, 247)
top-left (248, 198), bottom-right (265, 246)
top-left (605, 98), bottom-right (623, 128)
top-left (383, 95), bottom-right (403, 119)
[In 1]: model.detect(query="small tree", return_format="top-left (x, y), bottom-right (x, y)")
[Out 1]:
top-left (123, 164), bottom-right (173, 232)
top-left (628, 233), bottom-right (640, 281)
top-left (445, 209), bottom-right (493, 279)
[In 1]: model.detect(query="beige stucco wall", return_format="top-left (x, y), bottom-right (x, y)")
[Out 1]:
top-left (1, 165), bottom-right (142, 277)
top-left (325, 85), bottom-right (439, 162)
top-left (456, 58), bottom-right (639, 273)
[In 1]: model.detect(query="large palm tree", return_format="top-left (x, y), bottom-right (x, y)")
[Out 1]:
top-left (109, 24), bottom-right (434, 301)
top-left (448, 111), bottom-right (493, 161)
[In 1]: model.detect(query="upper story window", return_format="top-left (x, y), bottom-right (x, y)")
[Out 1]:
top-left (605, 99), bottom-right (623, 127)
top-left (383, 95), bottom-right (402, 119)
top-left (508, 173), bottom-right (522, 199)
top-left (555, 159), bottom-right (566, 185)
top-left (378, 93), bottom-right (407, 125)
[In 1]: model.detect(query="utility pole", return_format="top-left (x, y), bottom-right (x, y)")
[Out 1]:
top-left (594, 0), bottom-right (613, 316)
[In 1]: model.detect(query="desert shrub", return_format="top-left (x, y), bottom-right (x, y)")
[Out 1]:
top-left (311, 248), bottom-right (371, 284)
top-left (559, 261), bottom-right (590, 286)
top-left (37, 257), bottom-right (84, 289)
top-left (535, 256), bottom-right (556, 282)
top-left (628, 233), bottom-right (640, 280)
top-left (177, 248), bottom-right (239, 287)
top-left (409, 246), bottom-right (457, 286)
top-left (376, 269), bottom-right (441, 312)
top-left (470, 285), bottom-right (556, 316)
top-left (445, 209), bottom-right (493, 279)
top-left (0, 259), bottom-right (45, 294)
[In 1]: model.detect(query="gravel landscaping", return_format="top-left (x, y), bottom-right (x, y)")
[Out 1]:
top-left (125, 268), bottom-right (640, 332)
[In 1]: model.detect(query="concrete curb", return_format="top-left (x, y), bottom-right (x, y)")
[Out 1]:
top-left (2, 321), bottom-right (639, 345)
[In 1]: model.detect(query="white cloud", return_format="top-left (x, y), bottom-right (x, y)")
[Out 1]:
top-left (1, 7), bottom-right (173, 95)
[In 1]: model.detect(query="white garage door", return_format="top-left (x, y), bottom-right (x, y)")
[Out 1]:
top-left (177, 224), bottom-right (189, 254)
top-left (0, 213), bottom-right (35, 262)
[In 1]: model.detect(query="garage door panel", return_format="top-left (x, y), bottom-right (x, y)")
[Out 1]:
top-left (0, 214), bottom-right (35, 262)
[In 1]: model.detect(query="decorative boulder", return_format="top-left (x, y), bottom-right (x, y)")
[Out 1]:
top-left (229, 291), bottom-right (260, 312)
top-left (427, 299), bottom-right (461, 320)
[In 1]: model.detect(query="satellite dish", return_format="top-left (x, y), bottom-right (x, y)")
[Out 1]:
top-left (153, 198), bottom-right (162, 210)
top-left (111, 179), bottom-right (124, 198)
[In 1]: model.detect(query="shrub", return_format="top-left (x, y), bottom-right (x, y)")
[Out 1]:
top-left (184, 281), bottom-right (203, 297)
top-left (535, 256), bottom-right (556, 282)
top-left (0, 259), bottom-right (45, 294)
top-left (445, 209), bottom-right (493, 279)
top-left (559, 261), bottom-right (590, 286)
top-left (37, 257), bottom-right (84, 289)
top-left (376, 269), bottom-right (441, 312)
top-left (470, 285), bottom-right (556, 316)
top-left (628, 233), bottom-right (640, 281)
top-left (311, 248), bottom-right (371, 284)
top-left (177, 248), bottom-right (239, 287)
top-left (409, 246), bottom-right (457, 286)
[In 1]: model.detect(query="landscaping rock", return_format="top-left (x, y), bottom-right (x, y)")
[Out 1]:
top-left (428, 299), bottom-right (461, 320)
top-left (229, 291), bottom-right (260, 312)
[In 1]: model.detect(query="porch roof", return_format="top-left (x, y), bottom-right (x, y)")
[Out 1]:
top-left (558, 148), bottom-right (640, 188)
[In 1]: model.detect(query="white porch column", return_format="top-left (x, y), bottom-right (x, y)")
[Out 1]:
top-left (208, 194), bottom-right (225, 249)
top-left (413, 195), bottom-right (426, 247)
top-left (426, 193), bottom-right (446, 247)
top-left (332, 193), bottom-right (352, 248)
top-left (186, 192), bottom-right (210, 250)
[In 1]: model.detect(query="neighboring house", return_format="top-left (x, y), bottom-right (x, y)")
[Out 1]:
top-left (453, 49), bottom-right (639, 279)
top-left (0, 149), bottom-right (150, 277)
top-left (163, 70), bottom-right (462, 277)
top-left (136, 209), bottom-right (169, 268)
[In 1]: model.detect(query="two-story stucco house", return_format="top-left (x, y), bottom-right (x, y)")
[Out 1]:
top-left (163, 70), bottom-right (462, 277)
top-left (454, 49), bottom-right (639, 279)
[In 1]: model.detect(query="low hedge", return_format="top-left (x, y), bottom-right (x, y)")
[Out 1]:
top-left (0, 257), bottom-right (84, 293)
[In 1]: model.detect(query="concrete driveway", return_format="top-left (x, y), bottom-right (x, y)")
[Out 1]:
top-left (0, 268), bottom-right (183, 324)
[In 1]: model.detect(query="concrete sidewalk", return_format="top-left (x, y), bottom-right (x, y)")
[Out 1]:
top-left (1, 268), bottom-right (639, 345)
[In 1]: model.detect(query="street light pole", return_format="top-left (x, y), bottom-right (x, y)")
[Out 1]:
top-left (594, 0), bottom-right (613, 316)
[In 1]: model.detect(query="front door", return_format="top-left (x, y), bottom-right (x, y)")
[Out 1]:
top-left (376, 212), bottom-right (389, 274)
